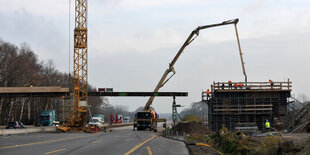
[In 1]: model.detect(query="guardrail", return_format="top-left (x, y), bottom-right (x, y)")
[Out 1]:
top-left (106, 123), bottom-right (133, 128)
top-left (0, 126), bottom-right (56, 136)
top-left (0, 123), bottom-right (134, 135)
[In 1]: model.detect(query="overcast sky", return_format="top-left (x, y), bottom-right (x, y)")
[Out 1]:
top-left (0, 0), bottom-right (309, 113)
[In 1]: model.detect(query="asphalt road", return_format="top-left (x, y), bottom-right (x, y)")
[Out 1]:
top-left (0, 126), bottom-right (189, 155)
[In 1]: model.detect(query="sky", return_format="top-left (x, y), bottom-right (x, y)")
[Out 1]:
top-left (0, 0), bottom-right (309, 113)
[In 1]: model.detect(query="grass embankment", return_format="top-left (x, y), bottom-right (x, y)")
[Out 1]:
top-left (185, 127), bottom-right (302, 155)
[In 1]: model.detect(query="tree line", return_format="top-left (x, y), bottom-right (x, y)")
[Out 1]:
top-left (178, 101), bottom-right (208, 122)
top-left (0, 39), bottom-right (131, 125)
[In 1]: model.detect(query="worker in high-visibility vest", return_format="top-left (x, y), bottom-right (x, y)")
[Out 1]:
top-left (233, 83), bottom-right (238, 89)
top-left (269, 79), bottom-right (274, 88)
top-left (228, 80), bottom-right (232, 89)
top-left (206, 89), bottom-right (210, 100)
top-left (265, 119), bottom-right (270, 132)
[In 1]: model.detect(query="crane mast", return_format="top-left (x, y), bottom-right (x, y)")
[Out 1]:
top-left (144, 18), bottom-right (246, 110)
top-left (72, 0), bottom-right (88, 128)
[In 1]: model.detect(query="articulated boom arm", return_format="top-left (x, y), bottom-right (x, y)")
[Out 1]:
top-left (144, 18), bottom-right (244, 110)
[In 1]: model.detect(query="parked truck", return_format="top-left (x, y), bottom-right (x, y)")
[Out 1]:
top-left (40, 110), bottom-right (58, 126)
top-left (110, 114), bottom-right (123, 124)
top-left (123, 116), bottom-right (130, 124)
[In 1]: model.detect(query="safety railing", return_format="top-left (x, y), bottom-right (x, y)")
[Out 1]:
top-left (211, 79), bottom-right (292, 92)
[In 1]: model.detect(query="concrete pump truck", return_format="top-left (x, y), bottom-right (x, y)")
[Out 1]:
top-left (134, 18), bottom-right (246, 132)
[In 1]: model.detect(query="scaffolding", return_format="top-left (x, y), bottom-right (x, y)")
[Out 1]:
top-left (207, 80), bottom-right (291, 132)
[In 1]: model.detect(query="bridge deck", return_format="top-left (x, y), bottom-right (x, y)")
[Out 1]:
top-left (0, 87), bottom-right (188, 97)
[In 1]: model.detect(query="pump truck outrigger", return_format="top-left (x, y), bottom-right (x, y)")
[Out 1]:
top-left (134, 18), bottom-right (246, 132)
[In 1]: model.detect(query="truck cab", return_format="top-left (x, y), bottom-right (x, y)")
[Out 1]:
top-left (134, 110), bottom-right (159, 131)
top-left (123, 116), bottom-right (130, 124)
top-left (40, 110), bottom-right (57, 126)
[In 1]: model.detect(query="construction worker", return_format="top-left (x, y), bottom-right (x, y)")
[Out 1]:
top-left (233, 83), bottom-right (238, 89)
top-left (265, 119), bottom-right (270, 132)
top-left (206, 89), bottom-right (210, 100)
top-left (269, 79), bottom-right (274, 89)
top-left (228, 80), bottom-right (232, 89)
top-left (239, 83), bottom-right (243, 89)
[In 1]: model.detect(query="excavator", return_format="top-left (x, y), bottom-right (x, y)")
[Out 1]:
top-left (133, 18), bottom-right (246, 132)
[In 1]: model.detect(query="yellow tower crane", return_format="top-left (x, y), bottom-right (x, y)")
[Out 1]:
top-left (72, 0), bottom-right (88, 129)
top-left (58, 0), bottom-right (88, 131)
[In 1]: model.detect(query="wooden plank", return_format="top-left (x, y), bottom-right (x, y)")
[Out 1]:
top-left (213, 112), bottom-right (272, 115)
top-left (245, 104), bottom-right (273, 107)
top-left (215, 82), bottom-right (291, 84)
top-left (214, 104), bottom-right (272, 107)
top-left (215, 85), bottom-right (290, 88)
top-left (213, 81), bottom-right (292, 91)
top-left (214, 108), bottom-right (272, 111)
top-left (214, 89), bottom-right (290, 92)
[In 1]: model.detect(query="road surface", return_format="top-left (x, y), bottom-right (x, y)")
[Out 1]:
top-left (0, 126), bottom-right (189, 155)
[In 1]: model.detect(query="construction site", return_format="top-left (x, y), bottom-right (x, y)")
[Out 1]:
top-left (207, 80), bottom-right (292, 132)
top-left (0, 0), bottom-right (310, 155)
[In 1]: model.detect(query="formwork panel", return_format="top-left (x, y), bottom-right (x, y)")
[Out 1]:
top-left (208, 81), bottom-right (291, 132)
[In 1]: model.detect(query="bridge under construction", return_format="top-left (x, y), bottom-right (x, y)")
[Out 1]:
top-left (206, 80), bottom-right (292, 132)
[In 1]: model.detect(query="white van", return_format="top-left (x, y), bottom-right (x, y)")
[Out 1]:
top-left (89, 117), bottom-right (104, 127)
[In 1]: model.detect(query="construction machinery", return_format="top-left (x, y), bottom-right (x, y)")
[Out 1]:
top-left (134, 107), bottom-right (162, 131)
top-left (57, 2), bottom-right (244, 132)
top-left (134, 18), bottom-right (246, 131)
top-left (58, 0), bottom-right (89, 132)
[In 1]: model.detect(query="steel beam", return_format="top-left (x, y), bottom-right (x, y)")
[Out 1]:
top-left (88, 92), bottom-right (188, 97)
top-left (0, 91), bottom-right (188, 98)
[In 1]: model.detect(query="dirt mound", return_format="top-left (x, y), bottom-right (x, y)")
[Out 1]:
top-left (171, 122), bottom-right (212, 135)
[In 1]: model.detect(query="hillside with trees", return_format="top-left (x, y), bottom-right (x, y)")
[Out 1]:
top-left (0, 39), bottom-right (115, 125)
top-left (179, 101), bottom-right (208, 122)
